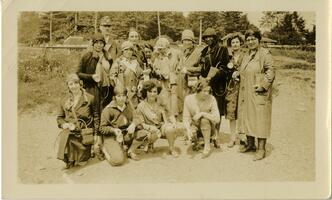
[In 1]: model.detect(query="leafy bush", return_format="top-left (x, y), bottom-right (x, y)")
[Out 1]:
top-left (18, 47), bottom-right (84, 113)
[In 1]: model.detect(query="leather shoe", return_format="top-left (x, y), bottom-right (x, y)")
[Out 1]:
top-left (253, 149), bottom-right (266, 161)
top-left (238, 144), bottom-right (256, 153)
top-left (128, 152), bottom-right (140, 161)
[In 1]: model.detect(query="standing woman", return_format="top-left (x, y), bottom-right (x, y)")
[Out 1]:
top-left (109, 41), bottom-right (144, 108)
top-left (77, 33), bottom-right (113, 114)
top-left (225, 32), bottom-right (245, 148)
top-left (198, 28), bottom-right (232, 148)
top-left (152, 37), bottom-right (182, 118)
top-left (56, 74), bottom-right (99, 169)
top-left (77, 33), bottom-right (112, 160)
top-left (237, 30), bottom-right (275, 161)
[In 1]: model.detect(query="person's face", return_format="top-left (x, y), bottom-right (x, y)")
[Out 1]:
top-left (68, 80), bottom-right (80, 94)
top-left (197, 86), bottom-right (211, 98)
top-left (115, 93), bottom-right (127, 106)
top-left (231, 37), bottom-right (241, 51)
top-left (203, 36), bottom-right (215, 46)
top-left (93, 40), bottom-right (105, 52)
top-left (182, 39), bottom-right (194, 49)
top-left (128, 31), bottom-right (139, 44)
top-left (144, 47), bottom-right (152, 59)
top-left (100, 24), bottom-right (112, 36)
top-left (123, 48), bottom-right (133, 59)
top-left (147, 87), bottom-right (158, 101)
top-left (246, 36), bottom-right (259, 50)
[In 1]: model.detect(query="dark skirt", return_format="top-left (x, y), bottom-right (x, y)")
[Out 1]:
top-left (225, 80), bottom-right (240, 120)
top-left (57, 130), bottom-right (91, 165)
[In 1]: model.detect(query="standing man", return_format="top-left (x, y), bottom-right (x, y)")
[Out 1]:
top-left (198, 28), bottom-right (232, 148)
top-left (99, 16), bottom-right (121, 62)
top-left (89, 16), bottom-right (121, 160)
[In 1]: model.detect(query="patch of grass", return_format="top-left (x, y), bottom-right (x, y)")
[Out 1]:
top-left (18, 76), bottom-right (68, 114)
top-left (282, 63), bottom-right (315, 70)
top-left (18, 47), bottom-right (84, 113)
top-left (270, 48), bottom-right (315, 63)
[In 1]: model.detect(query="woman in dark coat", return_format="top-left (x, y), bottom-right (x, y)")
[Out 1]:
top-left (198, 28), bottom-right (232, 148)
top-left (77, 33), bottom-right (113, 159)
top-left (237, 30), bottom-right (275, 161)
top-left (56, 74), bottom-right (99, 169)
top-left (99, 85), bottom-right (137, 166)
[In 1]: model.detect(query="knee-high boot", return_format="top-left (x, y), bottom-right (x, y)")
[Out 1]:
top-left (239, 135), bottom-right (256, 153)
top-left (253, 138), bottom-right (266, 161)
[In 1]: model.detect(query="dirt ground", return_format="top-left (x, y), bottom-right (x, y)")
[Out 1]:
top-left (18, 66), bottom-right (315, 184)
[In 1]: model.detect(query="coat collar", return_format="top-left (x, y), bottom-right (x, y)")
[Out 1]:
top-left (65, 89), bottom-right (89, 111)
top-left (106, 100), bottom-right (127, 112)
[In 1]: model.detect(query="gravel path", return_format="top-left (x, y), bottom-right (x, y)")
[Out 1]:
top-left (18, 68), bottom-right (315, 184)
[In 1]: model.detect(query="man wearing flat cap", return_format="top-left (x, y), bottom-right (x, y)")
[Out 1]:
top-left (198, 27), bottom-right (232, 148)
top-left (99, 16), bottom-right (121, 61)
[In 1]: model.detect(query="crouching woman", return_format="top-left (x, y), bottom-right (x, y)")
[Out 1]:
top-left (99, 85), bottom-right (137, 166)
top-left (127, 79), bottom-right (184, 160)
top-left (56, 74), bottom-right (99, 169)
top-left (183, 78), bottom-right (220, 158)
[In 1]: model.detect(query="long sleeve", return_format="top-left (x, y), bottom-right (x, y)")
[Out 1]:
top-left (56, 101), bottom-right (66, 129)
top-left (77, 52), bottom-right (94, 82)
top-left (109, 59), bottom-right (121, 86)
top-left (99, 108), bottom-right (116, 136)
top-left (217, 46), bottom-right (233, 78)
top-left (260, 49), bottom-right (275, 90)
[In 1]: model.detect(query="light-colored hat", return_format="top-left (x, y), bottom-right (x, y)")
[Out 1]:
top-left (100, 16), bottom-right (112, 26)
top-left (121, 41), bottom-right (134, 51)
top-left (154, 37), bottom-right (170, 49)
top-left (181, 30), bottom-right (195, 42)
top-left (66, 73), bottom-right (82, 86)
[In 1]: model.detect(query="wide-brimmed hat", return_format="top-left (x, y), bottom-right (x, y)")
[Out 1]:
top-left (154, 37), bottom-right (170, 49)
top-left (121, 41), bottom-right (134, 51)
top-left (202, 28), bottom-right (217, 38)
top-left (181, 29), bottom-right (195, 42)
top-left (92, 33), bottom-right (106, 45)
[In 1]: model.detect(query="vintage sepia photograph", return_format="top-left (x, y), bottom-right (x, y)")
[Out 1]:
top-left (17, 10), bottom-right (316, 183)
top-left (2, 0), bottom-right (331, 199)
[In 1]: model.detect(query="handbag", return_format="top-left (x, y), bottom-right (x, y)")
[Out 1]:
top-left (72, 108), bottom-right (94, 145)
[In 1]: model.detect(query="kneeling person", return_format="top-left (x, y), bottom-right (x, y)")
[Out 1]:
top-left (183, 78), bottom-right (221, 158)
top-left (99, 85), bottom-right (136, 166)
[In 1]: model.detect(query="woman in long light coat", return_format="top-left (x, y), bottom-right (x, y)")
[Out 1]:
top-left (237, 30), bottom-right (275, 161)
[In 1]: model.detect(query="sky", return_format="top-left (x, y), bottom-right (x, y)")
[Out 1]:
top-left (183, 11), bottom-right (315, 31)
top-left (246, 11), bottom-right (315, 31)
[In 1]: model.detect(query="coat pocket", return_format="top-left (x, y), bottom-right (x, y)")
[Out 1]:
top-left (254, 91), bottom-right (268, 105)
top-left (254, 73), bottom-right (267, 105)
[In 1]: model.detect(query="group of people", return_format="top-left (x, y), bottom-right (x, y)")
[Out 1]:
top-left (56, 16), bottom-right (275, 169)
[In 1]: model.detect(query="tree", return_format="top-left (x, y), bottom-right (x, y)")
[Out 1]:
top-left (187, 12), bottom-right (225, 38)
top-left (259, 11), bottom-right (288, 30)
top-left (263, 11), bottom-right (310, 45)
top-left (18, 12), bottom-right (41, 45)
top-left (305, 25), bottom-right (315, 45)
